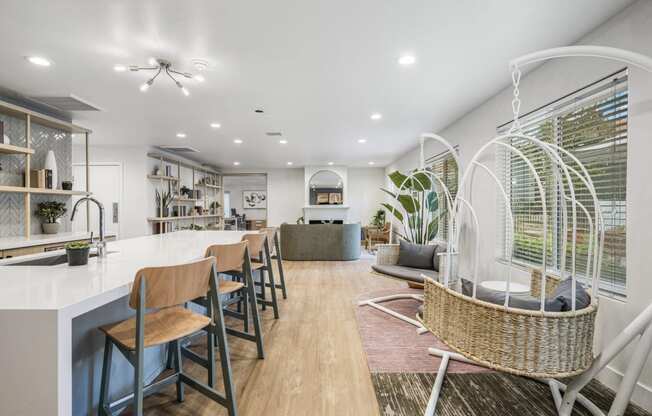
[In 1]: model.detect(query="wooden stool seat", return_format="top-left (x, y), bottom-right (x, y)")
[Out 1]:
top-left (230, 261), bottom-right (264, 273)
top-left (101, 306), bottom-right (211, 350)
top-left (219, 280), bottom-right (244, 294)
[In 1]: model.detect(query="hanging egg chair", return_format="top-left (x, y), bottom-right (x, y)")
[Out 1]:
top-left (417, 46), bottom-right (652, 416)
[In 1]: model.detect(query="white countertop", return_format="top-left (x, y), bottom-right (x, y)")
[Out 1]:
top-left (0, 232), bottom-right (112, 251)
top-left (0, 231), bottom-right (248, 314)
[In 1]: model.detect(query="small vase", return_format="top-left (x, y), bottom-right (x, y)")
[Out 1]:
top-left (44, 150), bottom-right (58, 190)
top-left (66, 247), bottom-right (90, 266)
top-left (42, 222), bottom-right (60, 234)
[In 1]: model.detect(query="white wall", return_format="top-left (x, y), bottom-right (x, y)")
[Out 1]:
top-left (222, 167), bottom-right (386, 227)
top-left (386, 0), bottom-right (652, 408)
top-left (348, 167), bottom-right (386, 225)
top-left (72, 144), bottom-right (150, 239)
top-left (223, 175), bottom-right (267, 220)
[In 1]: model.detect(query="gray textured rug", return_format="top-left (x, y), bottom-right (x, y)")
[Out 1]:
top-left (372, 372), bottom-right (651, 416)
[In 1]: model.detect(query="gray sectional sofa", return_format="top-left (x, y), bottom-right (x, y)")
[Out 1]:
top-left (280, 223), bottom-right (361, 261)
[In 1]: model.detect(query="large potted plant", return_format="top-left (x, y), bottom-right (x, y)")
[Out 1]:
top-left (380, 170), bottom-right (442, 244)
top-left (35, 201), bottom-right (67, 234)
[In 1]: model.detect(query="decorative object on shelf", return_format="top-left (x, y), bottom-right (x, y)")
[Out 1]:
top-left (209, 200), bottom-right (221, 214)
top-left (119, 58), bottom-right (197, 96)
top-left (61, 179), bottom-right (73, 190)
top-left (0, 121), bottom-right (4, 143)
top-left (27, 169), bottom-right (46, 188)
top-left (371, 209), bottom-right (386, 228)
top-left (155, 189), bottom-right (173, 217)
top-left (381, 170), bottom-right (441, 244)
top-left (35, 201), bottom-right (67, 234)
top-left (44, 150), bottom-right (58, 190)
top-left (316, 193), bottom-right (329, 204)
top-left (180, 185), bottom-right (192, 198)
top-left (329, 193), bottom-right (342, 205)
top-left (65, 241), bottom-right (90, 266)
top-left (165, 165), bottom-right (173, 176)
top-left (153, 165), bottom-right (162, 176)
top-left (243, 190), bottom-right (267, 209)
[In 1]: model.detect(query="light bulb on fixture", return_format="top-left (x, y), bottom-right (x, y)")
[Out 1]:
top-left (140, 80), bottom-right (152, 92)
top-left (193, 74), bottom-right (205, 82)
top-left (113, 64), bottom-right (127, 72)
top-left (26, 56), bottom-right (52, 66)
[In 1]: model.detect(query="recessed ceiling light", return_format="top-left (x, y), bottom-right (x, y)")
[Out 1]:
top-left (113, 64), bottom-right (127, 72)
top-left (368, 161), bottom-right (375, 165)
top-left (233, 161), bottom-right (240, 166)
top-left (26, 56), bottom-right (52, 67)
top-left (370, 113), bottom-right (382, 120)
top-left (398, 55), bottom-right (416, 66)
top-left (279, 139), bottom-right (288, 144)
top-left (176, 132), bottom-right (187, 138)
top-left (210, 122), bottom-right (221, 129)
top-left (193, 74), bottom-right (205, 82)
top-left (192, 59), bottom-right (209, 71)
top-left (358, 138), bottom-right (367, 144)
top-left (233, 139), bottom-right (243, 144)
top-left (328, 162), bottom-right (334, 166)
top-left (287, 162), bottom-right (293, 166)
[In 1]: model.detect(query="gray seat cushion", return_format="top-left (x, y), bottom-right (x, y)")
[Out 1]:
top-left (397, 240), bottom-right (436, 270)
top-left (461, 279), bottom-right (564, 312)
top-left (551, 277), bottom-right (592, 311)
top-left (432, 244), bottom-right (447, 272)
top-left (372, 264), bottom-right (438, 284)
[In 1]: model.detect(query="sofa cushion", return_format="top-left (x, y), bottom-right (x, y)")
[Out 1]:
top-left (371, 264), bottom-right (438, 284)
top-left (461, 279), bottom-right (564, 312)
top-left (432, 244), bottom-right (447, 272)
top-left (397, 240), bottom-right (436, 270)
top-left (551, 277), bottom-right (591, 311)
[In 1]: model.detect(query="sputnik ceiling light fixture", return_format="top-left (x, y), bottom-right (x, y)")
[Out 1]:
top-left (123, 58), bottom-right (197, 96)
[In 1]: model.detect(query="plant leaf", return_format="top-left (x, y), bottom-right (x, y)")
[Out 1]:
top-left (426, 191), bottom-right (439, 212)
top-left (380, 188), bottom-right (397, 200)
top-left (397, 194), bottom-right (419, 213)
top-left (411, 171), bottom-right (432, 191)
top-left (388, 171), bottom-right (410, 190)
top-left (427, 217), bottom-right (439, 241)
top-left (381, 203), bottom-right (403, 222)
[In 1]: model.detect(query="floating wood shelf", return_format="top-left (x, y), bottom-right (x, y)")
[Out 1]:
top-left (0, 143), bottom-right (35, 155)
top-left (173, 197), bottom-right (200, 203)
top-left (147, 214), bottom-right (222, 222)
top-left (0, 185), bottom-right (90, 196)
top-left (147, 175), bottom-right (179, 181)
top-left (195, 183), bottom-right (221, 189)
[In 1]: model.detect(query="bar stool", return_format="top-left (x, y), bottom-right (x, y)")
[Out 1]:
top-left (261, 227), bottom-right (288, 299)
top-left (227, 233), bottom-right (280, 319)
top-left (98, 257), bottom-right (237, 416)
top-left (192, 241), bottom-right (265, 359)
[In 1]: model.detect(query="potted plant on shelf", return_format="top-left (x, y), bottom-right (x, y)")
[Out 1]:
top-left (155, 189), bottom-right (172, 217)
top-left (209, 201), bottom-right (221, 214)
top-left (370, 209), bottom-right (386, 228)
top-left (65, 241), bottom-right (90, 266)
top-left (35, 201), bottom-right (67, 234)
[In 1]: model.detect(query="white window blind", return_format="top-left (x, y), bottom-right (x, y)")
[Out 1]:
top-left (497, 69), bottom-right (628, 295)
top-left (426, 147), bottom-right (459, 239)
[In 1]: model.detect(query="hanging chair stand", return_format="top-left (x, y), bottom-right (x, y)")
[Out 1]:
top-left (358, 133), bottom-right (460, 335)
top-left (416, 46), bottom-right (652, 416)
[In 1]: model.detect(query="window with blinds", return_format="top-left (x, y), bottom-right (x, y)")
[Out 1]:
top-left (426, 147), bottom-right (459, 239)
top-left (497, 69), bottom-right (628, 295)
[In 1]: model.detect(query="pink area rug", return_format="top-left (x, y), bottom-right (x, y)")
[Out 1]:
top-left (355, 288), bottom-right (489, 374)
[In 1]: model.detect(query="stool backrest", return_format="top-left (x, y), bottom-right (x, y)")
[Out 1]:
top-left (241, 233), bottom-right (267, 255)
top-left (260, 227), bottom-right (278, 254)
top-left (129, 257), bottom-right (215, 309)
top-left (205, 241), bottom-right (248, 272)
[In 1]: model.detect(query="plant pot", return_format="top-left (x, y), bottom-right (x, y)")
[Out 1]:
top-left (42, 222), bottom-right (60, 234)
top-left (62, 181), bottom-right (73, 190)
top-left (66, 247), bottom-right (90, 266)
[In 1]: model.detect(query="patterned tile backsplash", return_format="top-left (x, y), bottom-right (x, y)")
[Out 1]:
top-left (0, 113), bottom-right (73, 237)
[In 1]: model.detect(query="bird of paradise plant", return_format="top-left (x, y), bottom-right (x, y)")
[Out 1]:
top-left (380, 170), bottom-right (444, 244)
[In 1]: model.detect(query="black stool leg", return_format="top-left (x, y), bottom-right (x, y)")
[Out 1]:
top-left (209, 270), bottom-right (238, 416)
top-left (263, 241), bottom-right (280, 319)
top-left (274, 236), bottom-right (288, 299)
top-left (98, 337), bottom-right (113, 416)
top-left (134, 278), bottom-right (146, 416)
top-left (244, 251), bottom-right (265, 359)
top-left (242, 288), bottom-right (249, 333)
top-left (173, 340), bottom-right (185, 402)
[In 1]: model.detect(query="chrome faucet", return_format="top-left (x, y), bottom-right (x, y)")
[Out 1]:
top-left (71, 197), bottom-right (107, 258)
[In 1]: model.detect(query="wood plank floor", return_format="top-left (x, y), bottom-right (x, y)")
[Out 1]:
top-left (138, 258), bottom-right (402, 416)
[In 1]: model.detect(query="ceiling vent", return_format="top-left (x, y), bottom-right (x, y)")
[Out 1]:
top-left (28, 94), bottom-right (101, 111)
top-left (157, 145), bottom-right (200, 153)
top-left (265, 132), bottom-right (282, 136)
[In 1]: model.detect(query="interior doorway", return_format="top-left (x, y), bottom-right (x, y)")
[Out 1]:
top-left (222, 173), bottom-right (268, 231)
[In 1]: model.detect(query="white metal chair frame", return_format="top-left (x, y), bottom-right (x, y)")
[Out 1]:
top-left (422, 46), bottom-right (652, 416)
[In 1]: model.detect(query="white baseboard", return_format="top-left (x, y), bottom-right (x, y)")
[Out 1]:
top-left (597, 365), bottom-right (652, 411)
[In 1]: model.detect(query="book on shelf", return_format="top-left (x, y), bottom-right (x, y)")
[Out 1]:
top-left (26, 169), bottom-right (46, 188)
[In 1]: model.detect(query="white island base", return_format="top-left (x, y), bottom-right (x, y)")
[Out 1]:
top-left (0, 231), bottom-right (248, 416)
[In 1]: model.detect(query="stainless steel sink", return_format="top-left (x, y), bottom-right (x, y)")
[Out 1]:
top-left (5, 251), bottom-right (118, 266)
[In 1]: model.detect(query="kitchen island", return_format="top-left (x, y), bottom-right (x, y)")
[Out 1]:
top-left (0, 231), bottom-right (248, 416)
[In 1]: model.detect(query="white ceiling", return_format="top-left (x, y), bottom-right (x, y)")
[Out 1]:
top-left (0, 0), bottom-right (634, 169)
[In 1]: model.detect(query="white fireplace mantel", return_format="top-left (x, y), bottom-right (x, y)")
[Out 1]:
top-left (303, 205), bottom-right (350, 223)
